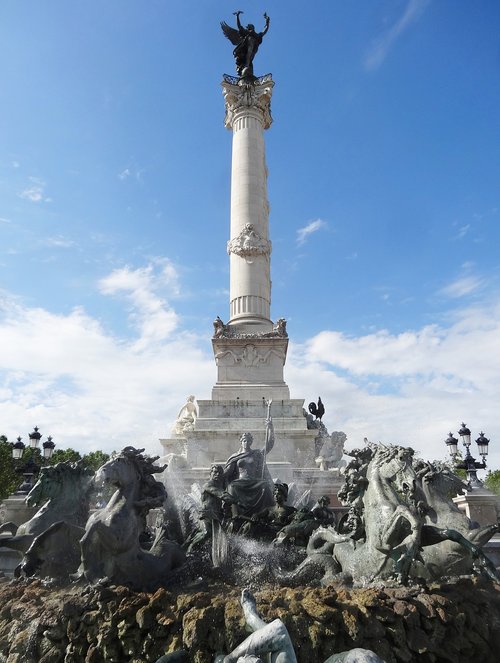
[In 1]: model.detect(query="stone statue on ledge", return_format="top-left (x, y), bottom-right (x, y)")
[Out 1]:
top-left (316, 431), bottom-right (347, 471)
top-left (173, 395), bottom-right (198, 435)
top-left (221, 11), bottom-right (270, 79)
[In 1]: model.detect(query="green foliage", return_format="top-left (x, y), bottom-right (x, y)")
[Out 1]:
top-left (484, 469), bottom-right (500, 496)
top-left (48, 448), bottom-right (82, 465)
top-left (445, 451), bottom-right (467, 480)
top-left (82, 450), bottom-right (110, 471)
top-left (0, 437), bottom-right (18, 501)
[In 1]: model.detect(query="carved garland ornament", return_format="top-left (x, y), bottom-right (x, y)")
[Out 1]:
top-left (227, 223), bottom-right (271, 257)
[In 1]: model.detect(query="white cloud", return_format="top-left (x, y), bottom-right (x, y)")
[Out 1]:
top-left (98, 260), bottom-right (180, 349)
top-left (12, 161), bottom-right (20, 169)
top-left (1, 264), bottom-right (499, 472)
top-left (296, 219), bottom-right (327, 246)
top-left (365, 0), bottom-right (431, 71)
top-left (0, 217), bottom-right (12, 224)
top-left (0, 291), bottom-right (213, 456)
top-left (118, 168), bottom-right (131, 180)
top-left (440, 275), bottom-right (484, 298)
top-left (287, 299), bottom-right (500, 469)
top-left (45, 235), bottom-right (75, 248)
top-left (456, 224), bottom-right (470, 240)
top-left (18, 177), bottom-right (51, 203)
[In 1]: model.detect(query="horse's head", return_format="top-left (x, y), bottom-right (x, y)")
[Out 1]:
top-left (422, 461), bottom-right (468, 499)
top-left (96, 447), bottom-right (166, 509)
top-left (26, 465), bottom-right (61, 507)
top-left (96, 453), bottom-right (138, 489)
top-left (26, 461), bottom-right (94, 508)
top-left (371, 445), bottom-right (417, 495)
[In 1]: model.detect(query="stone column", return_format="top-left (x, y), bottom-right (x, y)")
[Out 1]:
top-left (222, 74), bottom-right (274, 333)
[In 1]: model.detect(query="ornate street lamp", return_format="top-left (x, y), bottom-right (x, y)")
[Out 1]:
top-left (445, 432), bottom-right (459, 456)
top-left (28, 426), bottom-right (42, 449)
top-left (43, 436), bottom-right (56, 460)
top-left (446, 422), bottom-right (489, 489)
top-left (11, 436), bottom-right (25, 460)
top-left (9, 428), bottom-right (56, 494)
top-left (476, 432), bottom-right (490, 458)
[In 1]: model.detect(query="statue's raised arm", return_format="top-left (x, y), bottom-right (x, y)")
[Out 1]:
top-left (221, 11), bottom-right (270, 79)
top-left (264, 398), bottom-right (274, 455)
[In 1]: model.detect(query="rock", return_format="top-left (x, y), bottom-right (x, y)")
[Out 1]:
top-left (0, 579), bottom-right (499, 662)
top-left (405, 625), bottom-right (431, 654)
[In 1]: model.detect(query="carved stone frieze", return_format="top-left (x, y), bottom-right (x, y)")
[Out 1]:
top-left (214, 342), bottom-right (286, 367)
top-left (227, 223), bottom-right (271, 258)
top-left (222, 76), bottom-right (274, 130)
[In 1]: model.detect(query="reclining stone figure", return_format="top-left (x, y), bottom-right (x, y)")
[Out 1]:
top-left (214, 588), bottom-right (386, 663)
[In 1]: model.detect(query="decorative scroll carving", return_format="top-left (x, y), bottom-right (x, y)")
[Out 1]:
top-left (222, 76), bottom-right (274, 130)
top-left (227, 223), bottom-right (271, 258)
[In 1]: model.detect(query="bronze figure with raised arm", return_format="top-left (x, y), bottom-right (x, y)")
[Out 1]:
top-left (223, 408), bottom-right (275, 521)
top-left (221, 10), bottom-right (270, 78)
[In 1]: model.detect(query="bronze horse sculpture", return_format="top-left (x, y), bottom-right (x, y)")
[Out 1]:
top-left (76, 447), bottom-right (185, 590)
top-left (0, 461), bottom-right (94, 579)
top-left (279, 444), bottom-right (499, 586)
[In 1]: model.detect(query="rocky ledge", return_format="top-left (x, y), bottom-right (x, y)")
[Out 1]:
top-left (0, 577), bottom-right (499, 663)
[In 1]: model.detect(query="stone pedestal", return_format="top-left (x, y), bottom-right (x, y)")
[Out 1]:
top-left (162, 398), bottom-right (318, 477)
top-left (212, 336), bottom-right (289, 401)
top-left (0, 548), bottom-right (22, 577)
top-left (453, 487), bottom-right (500, 568)
top-left (0, 494), bottom-right (36, 527)
top-left (452, 487), bottom-right (500, 527)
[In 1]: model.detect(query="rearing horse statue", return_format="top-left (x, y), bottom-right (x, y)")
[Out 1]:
top-left (412, 460), bottom-right (498, 580)
top-left (333, 444), bottom-right (423, 583)
top-left (0, 461), bottom-right (94, 557)
top-left (278, 444), bottom-right (499, 586)
top-left (282, 445), bottom-right (424, 586)
top-left (77, 447), bottom-right (185, 590)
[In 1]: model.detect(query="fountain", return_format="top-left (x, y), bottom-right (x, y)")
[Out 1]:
top-left (0, 12), bottom-right (499, 663)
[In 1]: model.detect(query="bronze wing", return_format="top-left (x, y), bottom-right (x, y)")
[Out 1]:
top-left (221, 21), bottom-right (242, 46)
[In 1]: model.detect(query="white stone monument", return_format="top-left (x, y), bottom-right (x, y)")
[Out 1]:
top-left (160, 73), bottom-right (342, 502)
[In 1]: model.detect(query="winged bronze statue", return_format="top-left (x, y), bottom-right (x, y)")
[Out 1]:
top-left (221, 11), bottom-right (270, 78)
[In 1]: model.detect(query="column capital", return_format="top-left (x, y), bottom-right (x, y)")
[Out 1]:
top-left (221, 74), bottom-right (274, 130)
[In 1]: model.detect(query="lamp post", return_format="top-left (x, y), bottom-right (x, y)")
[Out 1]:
top-left (445, 423), bottom-right (489, 489)
top-left (10, 427), bottom-right (56, 494)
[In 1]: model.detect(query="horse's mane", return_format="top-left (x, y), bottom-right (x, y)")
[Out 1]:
top-left (420, 460), bottom-right (468, 491)
top-left (37, 461), bottom-right (94, 503)
top-left (371, 443), bottom-right (415, 463)
top-left (40, 460), bottom-right (94, 482)
top-left (119, 447), bottom-right (167, 511)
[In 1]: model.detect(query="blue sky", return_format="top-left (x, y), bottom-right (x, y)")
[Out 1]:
top-left (1, 1), bottom-right (499, 471)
